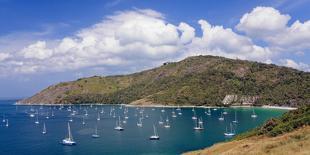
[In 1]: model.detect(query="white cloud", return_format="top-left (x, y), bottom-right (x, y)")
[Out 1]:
top-left (183, 20), bottom-right (272, 61)
top-left (236, 6), bottom-right (310, 55)
top-left (0, 7), bottom-right (309, 76)
top-left (236, 6), bottom-right (290, 38)
top-left (280, 59), bottom-right (310, 71)
top-left (0, 53), bottom-right (11, 62)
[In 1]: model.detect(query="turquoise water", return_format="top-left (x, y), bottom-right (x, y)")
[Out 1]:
top-left (0, 100), bottom-right (287, 155)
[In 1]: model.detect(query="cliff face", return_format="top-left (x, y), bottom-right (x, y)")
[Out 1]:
top-left (19, 55), bottom-right (310, 106)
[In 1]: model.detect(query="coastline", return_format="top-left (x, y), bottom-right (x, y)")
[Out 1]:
top-left (14, 102), bottom-right (297, 110)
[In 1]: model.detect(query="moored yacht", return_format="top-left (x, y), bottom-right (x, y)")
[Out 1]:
top-left (149, 125), bottom-right (160, 140)
top-left (62, 123), bottom-right (76, 145)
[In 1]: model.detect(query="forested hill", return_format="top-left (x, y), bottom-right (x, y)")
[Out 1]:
top-left (19, 55), bottom-right (310, 106)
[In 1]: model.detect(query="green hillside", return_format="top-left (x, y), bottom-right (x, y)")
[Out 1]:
top-left (20, 55), bottom-right (310, 106)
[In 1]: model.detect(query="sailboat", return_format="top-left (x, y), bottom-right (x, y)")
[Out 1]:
top-left (2, 114), bottom-right (5, 122)
top-left (206, 108), bottom-right (211, 116)
top-left (51, 111), bottom-right (55, 117)
top-left (192, 109), bottom-right (197, 120)
top-left (149, 125), bottom-right (160, 140)
top-left (69, 115), bottom-right (73, 122)
top-left (5, 119), bottom-right (8, 127)
top-left (251, 108), bottom-right (257, 118)
top-left (223, 109), bottom-right (228, 115)
top-left (35, 112), bottom-right (40, 124)
top-left (137, 117), bottom-right (143, 127)
top-left (224, 123), bottom-right (235, 136)
top-left (176, 105), bottom-right (181, 111)
top-left (164, 117), bottom-right (170, 128)
top-left (97, 112), bottom-right (100, 121)
top-left (194, 118), bottom-right (204, 130)
top-left (232, 110), bottom-right (238, 123)
top-left (46, 111), bottom-right (49, 119)
top-left (92, 125), bottom-right (100, 138)
top-left (84, 110), bottom-right (88, 116)
top-left (114, 116), bottom-right (124, 131)
top-left (62, 122), bottom-right (76, 145)
top-left (218, 112), bottom-right (224, 121)
top-left (172, 110), bottom-right (177, 118)
top-left (100, 108), bottom-right (104, 114)
top-left (82, 116), bottom-right (86, 125)
top-left (158, 116), bottom-right (164, 125)
top-left (161, 107), bottom-right (165, 113)
top-left (42, 123), bottom-right (47, 134)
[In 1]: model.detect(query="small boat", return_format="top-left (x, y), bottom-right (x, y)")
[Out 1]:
top-left (62, 122), bottom-right (76, 145)
top-left (192, 110), bottom-right (197, 120)
top-left (176, 105), bottom-right (181, 111)
top-left (114, 116), bottom-right (124, 131)
top-left (29, 113), bottom-right (35, 118)
top-left (232, 110), bottom-right (238, 123)
top-left (218, 112), bottom-right (224, 121)
top-left (51, 111), bottom-right (55, 117)
top-left (69, 115), bottom-right (73, 122)
top-left (164, 117), bottom-right (170, 128)
top-left (149, 125), bottom-right (160, 140)
top-left (206, 108), bottom-right (211, 116)
top-left (172, 110), bottom-right (177, 118)
top-left (224, 123), bottom-right (235, 136)
top-left (35, 112), bottom-right (40, 124)
top-left (158, 116), bottom-right (164, 125)
top-left (97, 112), bottom-right (100, 121)
top-left (100, 108), bottom-right (104, 114)
top-left (92, 125), bottom-right (100, 138)
top-left (137, 117), bottom-right (143, 127)
top-left (84, 110), bottom-right (88, 116)
top-left (194, 118), bottom-right (204, 130)
top-left (5, 119), bottom-right (8, 127)
top-left (46, 112), bottom-right (49, 119)
top-left (251, 108), bottom-right (257, 118)
top-left (2, 114), bottom-right (5, 122)
top-left (42, 123), bottom-right (47, 134)
top-left (82, 116), bottom-right (86, 125)
top-left (161, 107), bottom-right (165, 113)
top-left (223, 110), bottom-right (228, 115)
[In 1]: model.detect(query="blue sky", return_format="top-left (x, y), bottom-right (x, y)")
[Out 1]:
top-left (0, 0), bottom-right (309, 98)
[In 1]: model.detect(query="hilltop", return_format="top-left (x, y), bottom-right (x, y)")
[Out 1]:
top-left (19, 55), bottom-right (310, 106)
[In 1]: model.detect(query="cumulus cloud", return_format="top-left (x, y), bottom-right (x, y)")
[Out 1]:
top-left (0, 53), bottom-right (11, 62)
top-left (280, 59), bottom-right (310, 72)
top-left (236, 6), bottom-right (310, 54)
top-left (183, 20), bottom-right (272, 61)
top-left (0, 7), bottom-right (309, 76)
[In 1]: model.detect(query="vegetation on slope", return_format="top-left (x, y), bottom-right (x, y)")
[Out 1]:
top-left (235, 106), bottom-right (310, 139)
top-left (184, 106), bottom-right (310, 155)
top-left (20, 55), bottom-right (310, 106)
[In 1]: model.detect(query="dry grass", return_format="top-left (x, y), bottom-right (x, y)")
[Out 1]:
top-left (184, 126), bottom-right (310, 155)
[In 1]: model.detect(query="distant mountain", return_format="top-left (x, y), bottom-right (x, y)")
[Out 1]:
top-left (19, 55), bottom-right (310, 106)
top-left (184, 106), bottom-right (310, 155)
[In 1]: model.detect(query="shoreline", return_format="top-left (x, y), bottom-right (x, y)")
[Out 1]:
top-left (15, 102), bottom-right (297, 110)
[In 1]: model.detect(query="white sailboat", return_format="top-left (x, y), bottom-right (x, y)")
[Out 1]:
top-left (62, 122), bottom-right (76, 145)
top-left (206, 108), bottom-right (211, 116)
top-left (35, 112), bottom-right (40, 124)
top-left (194, 118), bottom-right (204, 130)
top-left (224, 123), bottom-right (235, 136)
top-left (223, 109), bottom-right (228, 115)
top-left (92, 125), bottom-right (100, 138)
top-left (100, 108), bottom-right (104, 114)
top-left (137, 117), bottom-right (143, 127)
top-left (251, 108), bottom-right (257, 118)
top-left (69, 115), bottom-right (73, 122)
top-left (149, 125), bottom-right (160, 140)
top-left (172, 110), bottom-right (177, 118)
top-left (97, 112), bottom-right (100, 121)
top-left (2, 114), bottom-right (5, 122)
top-left (192, 109), bottom-right (197, 120)
top-left (158, 116), bottom-right (164, 125)
top-left (114, 116), bottom-right (124, 131)
top-left (218, 112), bottom-right (224, 121)
top-left (5, 119), bottom-right (8, 127)
top-left (84, 110), bottom-right (88, 116)
top-left (232, 110), bottom-right (238, 123)
top-left (164, 117), bottom-right (170, 128)
top-left (42, 123), bottom-right (47, 134)
top-left (82, 116), bottom-right (86, 125)
top-left (161, 107), bottom-right (165, 113)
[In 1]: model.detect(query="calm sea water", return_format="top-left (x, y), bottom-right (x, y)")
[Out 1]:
top-left (0, 100), bottom-right (287, 155)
